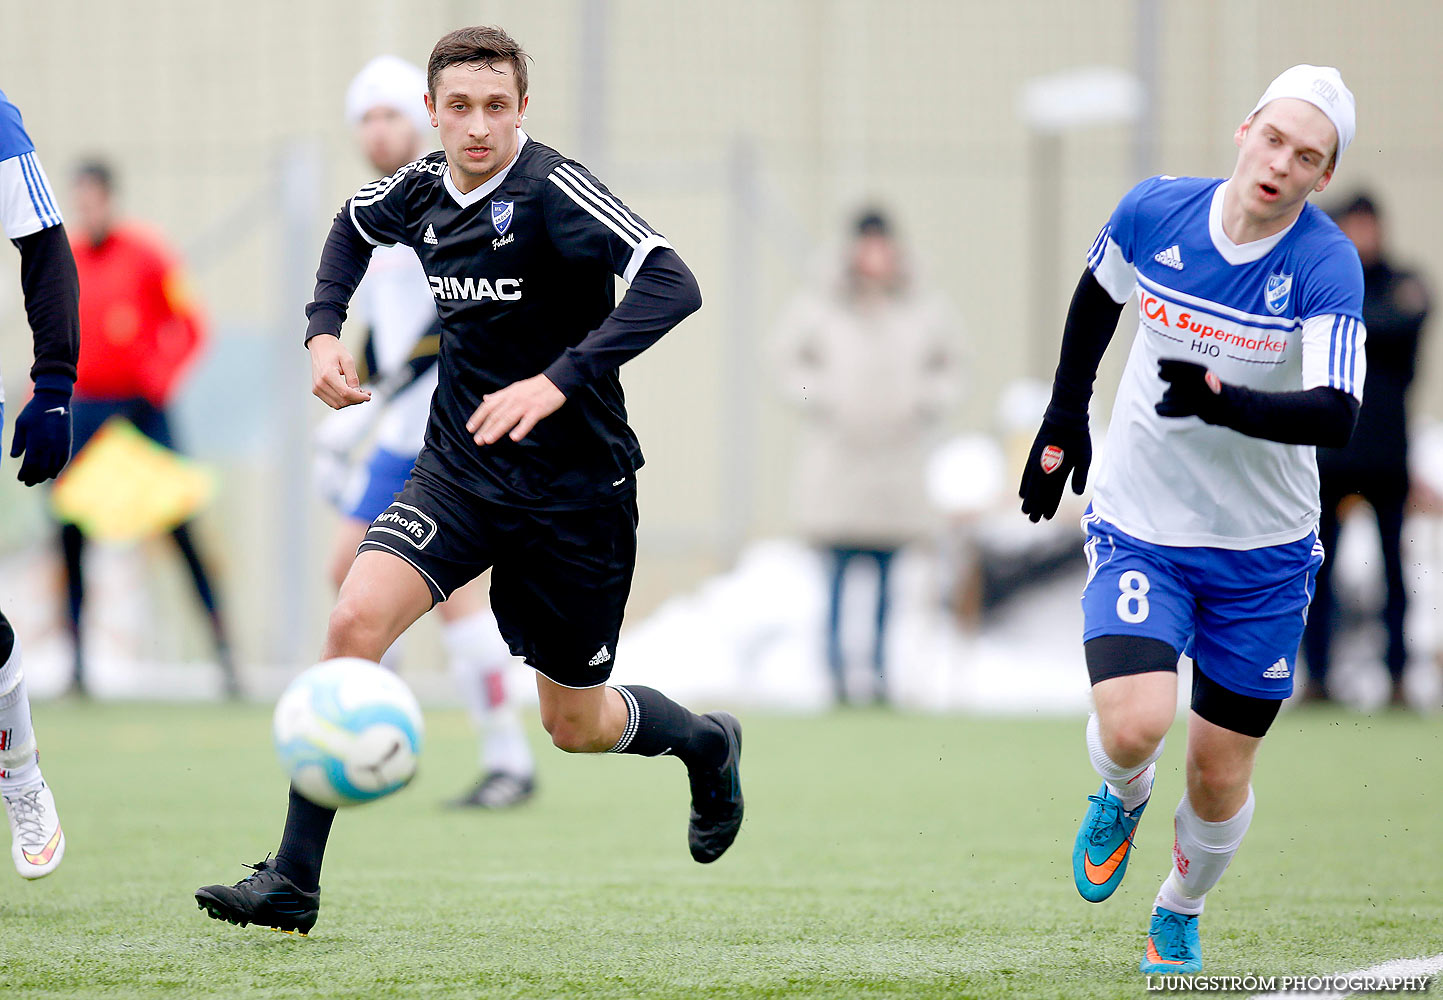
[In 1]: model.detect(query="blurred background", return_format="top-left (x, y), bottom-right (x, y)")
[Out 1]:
top-left (1, 0), bottom-right (1439, 712)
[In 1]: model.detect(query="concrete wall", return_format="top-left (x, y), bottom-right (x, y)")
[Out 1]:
top-left (1, 0), bottom-right (1438, 665)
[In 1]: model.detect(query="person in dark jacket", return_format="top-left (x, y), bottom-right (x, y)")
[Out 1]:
top-left (1302, 193), bottom-right (1430, 707)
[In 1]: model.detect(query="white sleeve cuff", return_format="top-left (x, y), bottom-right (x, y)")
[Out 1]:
top-left (348, 200), bottom-right (392, 248)
top-left (1300, 313), bottom-right (1367, 400)
top-left (1088, 235), bottom-right (1136, 305)
top-left (620, 233), bottom-right (672, 284)
top-left (0, 153), bottom-right (62, 240)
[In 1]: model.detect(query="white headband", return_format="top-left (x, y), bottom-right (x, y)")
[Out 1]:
top-left (345, 55), bottom-right (431, 137)
top-left (1249, 64), bottom-right (1355, 161)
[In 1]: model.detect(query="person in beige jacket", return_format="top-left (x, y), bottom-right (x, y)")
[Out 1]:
top-left (774, 209), bottom-right (963, 704)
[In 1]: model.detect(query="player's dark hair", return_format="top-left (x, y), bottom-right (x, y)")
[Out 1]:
top-left (854, 208), bottom-right (891, 237)
top-left (428, 25), bottom-right (531, 102)
top-left (73, 159), bottom-right (114, 194)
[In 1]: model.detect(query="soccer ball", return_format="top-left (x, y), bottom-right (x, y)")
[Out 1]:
top-left (272, 658), bottom-right (424, 809)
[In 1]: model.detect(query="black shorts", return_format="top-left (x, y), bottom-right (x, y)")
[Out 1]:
top-left (71, 398), bottom-right (176, 453)
top-left (357, 468), bottom-right (637, 689)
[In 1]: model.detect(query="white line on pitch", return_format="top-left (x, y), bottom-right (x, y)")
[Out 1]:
top-left (1249, 952), bottom-right (1443, 999)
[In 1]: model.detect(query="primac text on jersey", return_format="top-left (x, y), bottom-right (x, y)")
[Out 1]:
top-left (428, 275), bottom-right (524, 301)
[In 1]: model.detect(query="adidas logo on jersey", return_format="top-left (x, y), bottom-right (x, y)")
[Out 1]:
top-left (1153, 245), bottom-right (1184, 270)
top-left (1262, 658), bottom-right (1290, 679)
top-left (423, 224), bottom-right (438, 245)
top-left (588, 645), bottom-right (612, 667)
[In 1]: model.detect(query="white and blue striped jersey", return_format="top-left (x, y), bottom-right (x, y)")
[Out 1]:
top-left (350, 242), bottom-right (439, 455)
top-left (1087, 175), bottom-right (1365, 549)
top-left (0, 89), bottom-right (62, 239)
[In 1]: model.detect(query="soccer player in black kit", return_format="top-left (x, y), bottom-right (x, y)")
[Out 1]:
top-left (195, 26), bottom-right (742, 935)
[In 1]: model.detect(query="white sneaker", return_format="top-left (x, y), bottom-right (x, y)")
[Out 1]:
top-left (4, 780), bottom-right (65, 879)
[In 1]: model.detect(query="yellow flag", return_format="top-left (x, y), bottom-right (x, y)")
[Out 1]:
top-left (51, 418), bottom-right (214, 540)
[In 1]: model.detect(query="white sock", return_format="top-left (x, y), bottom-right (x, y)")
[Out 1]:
top-left (1086, 712), bottom-right (1162, 810)
top-left (378, 635), bottom-right (406, 672)
top-left (1155, 787), bottom-right (1256, 916)
top-left (444, 611), bottom-right (534, 778)
top-left (0, 638), bottom-right (41, 791)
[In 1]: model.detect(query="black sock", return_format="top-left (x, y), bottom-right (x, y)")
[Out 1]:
top-left (609, 685), bottom-right (726, 771)
top-left (273, 786), bottom-right (335, 893)
top-left (171, 522), bottom-right (223, 618)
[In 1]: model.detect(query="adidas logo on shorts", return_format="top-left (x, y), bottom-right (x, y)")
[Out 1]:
top-left (588, 645), bottom-right (612, 667)
top-left (1153, 244), bottom-right (1184, 270)
top-left (1262, 657), bottom-right (1290, 679)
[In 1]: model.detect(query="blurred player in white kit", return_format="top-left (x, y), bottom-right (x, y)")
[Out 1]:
top-left (313, 56), bottom-right (536, 808)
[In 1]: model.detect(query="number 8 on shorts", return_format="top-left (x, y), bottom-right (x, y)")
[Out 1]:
top-left (1116, 570), bottom-right (1151, 623)
top-left (1081, 516), bottom-right (1192, 652)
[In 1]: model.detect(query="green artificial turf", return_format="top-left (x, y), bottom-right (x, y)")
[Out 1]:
top-left (0, 701), bottom-right (1437, 998)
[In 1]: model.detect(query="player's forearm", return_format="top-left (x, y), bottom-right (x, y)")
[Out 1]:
top-left (1050, 269), bottom-right (1126, 415)
top-left (542, 247), bottom-right (702, 396)
top-left (12, 224), bottom-right (79, 382)
top-left (304, 210), bottom-right (375, 346)
top-left (1210, 384), bottom-right (1359, 447)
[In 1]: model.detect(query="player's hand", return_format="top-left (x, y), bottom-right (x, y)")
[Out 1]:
top-left (466, 374), bottom-right (567, 445)
top-left (1018, 405), bottom-right (1091, 522)
top-left (10, 376), bottom-right (74, 487)
top-left (309, 334), bottom-right (372, 409)
top-left (1155, 359), bottom-right (1225, 423)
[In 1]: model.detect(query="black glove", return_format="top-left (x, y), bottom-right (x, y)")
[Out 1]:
top-left (1019, 404), bottom-right (1091, 522)
top-left (10, 375), bottom-right (73, 486)
top-left (1155, 359), bottom-right (1228, 423)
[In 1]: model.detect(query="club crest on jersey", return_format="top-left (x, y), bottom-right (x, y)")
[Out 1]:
top-left (491, 199), bottom-right (514, 236)
top-left (1264, 272), bottom-right (1293, 315)
top-left (1040, 445), bottom-right (1064, 474)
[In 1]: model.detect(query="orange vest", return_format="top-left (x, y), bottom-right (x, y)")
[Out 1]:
top-left (70, 223), bottom-right (205, 405)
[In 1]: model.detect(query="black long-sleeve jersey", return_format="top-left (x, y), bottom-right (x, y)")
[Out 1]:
top-left (13, 224), bottom-right (79, 383)
top-left (305, 132), bottom-right (701, 510)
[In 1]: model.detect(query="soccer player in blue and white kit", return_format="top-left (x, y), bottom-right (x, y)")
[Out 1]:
top-left (1018, 66), bottom-right (1363, 974)
top-left (0, 88), bottom-right (81, 878)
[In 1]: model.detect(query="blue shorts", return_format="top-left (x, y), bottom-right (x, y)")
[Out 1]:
top-left (1080, 511), bottom-right (1323, 699)
top-left (344, 447), bottom-right (418, 523)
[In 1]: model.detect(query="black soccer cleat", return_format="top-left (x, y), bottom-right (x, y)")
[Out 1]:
top-left (687, 711), bottom-right (744, 864)
top-left (195, 857), bottom-right (319, 935)
top-left (448, 771), bottom-right (536, 809)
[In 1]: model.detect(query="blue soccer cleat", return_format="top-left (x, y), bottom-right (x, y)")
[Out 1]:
top-left (1140, 906), bottom-right (1202, 974)
top-left (1072, 782), bottom-right (1147, 902)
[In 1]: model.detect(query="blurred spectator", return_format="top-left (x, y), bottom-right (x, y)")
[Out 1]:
top-left (65, 161), bottom-right (237, 696)
top-left (1303, 193), bottom-right (1430, 707)
top-left (774, 209), bottom-right (962, 704)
